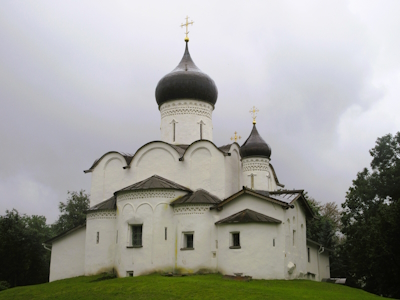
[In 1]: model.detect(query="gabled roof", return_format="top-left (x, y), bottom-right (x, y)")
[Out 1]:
top-left (116, 175), bottom-right (192, 193)
top-left (171, 189), bottom-right (220, 205)
top-left (216, 187), bottom-right (315, 219)
top-left (215, 209), bottom-right (281, 224)
top-left (87, 196), bottom-right (116, 212)
top-left (216, 187), bottom-right (292, 210)
top-left (43, 223), bottom-right (86, 245)
top-left (269, 190), bottom-right (315, 218)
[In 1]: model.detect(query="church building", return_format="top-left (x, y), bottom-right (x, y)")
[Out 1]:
top-left (44, 25), bottom-right (331, 282)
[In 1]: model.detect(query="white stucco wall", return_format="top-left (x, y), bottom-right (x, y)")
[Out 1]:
top-left (217, 223), bottom-right (284, 279)
top-left (306, 241), bottom-right (331, 280)
top-left (85, 210), bottom-right (117, 275)
top-left (242, 157), bottom-right (277, 191)
top-left (159, 100), bottom-right (214, 145)
top-left (89, 140), bottom-right (240, 208)
top-left (114, 189), bottom-right (186, 277)
top-left (49, 226), bottom-right (86, 282)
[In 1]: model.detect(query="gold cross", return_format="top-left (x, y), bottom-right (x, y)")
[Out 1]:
top-left (181, 16), bottom-right (194, 42)
top-left (230, 131), bottom-right (241, 142)
top-left (249, 106), bottom-right (259, 124)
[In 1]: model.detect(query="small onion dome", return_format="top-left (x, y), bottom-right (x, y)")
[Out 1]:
top-left (240, 124), bottom-right (272, 159)
top-left (155, 42), bottom-right (218, 107)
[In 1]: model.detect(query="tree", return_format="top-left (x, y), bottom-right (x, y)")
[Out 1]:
top-left (305, 195), bottom-right (341, 250)
top-left (52, 190), bottom-right (90, 235)
top-left (0, 210), bottom-right (52, 287)
top-left (341, 132), bottom-right (400, 298)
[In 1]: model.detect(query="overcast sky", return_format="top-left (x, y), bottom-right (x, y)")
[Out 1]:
top-left (1, 0), bottom-right (399, 223)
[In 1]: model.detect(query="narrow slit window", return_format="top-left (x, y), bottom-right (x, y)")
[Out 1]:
top-left (96, 232), bottom-right (99, 244)
top-left (116, 230), bottom-right (118, 244)
top-left (273, 238), bottom-right (275, 247)
top-left (165, 227), bottom-right (167, 240)
top-left (293, 230), bottom-right (296, 246)
top-left (308, 247), bottom-right (311, 262)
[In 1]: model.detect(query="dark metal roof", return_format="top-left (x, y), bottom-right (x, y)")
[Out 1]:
top-left (216, 187), bottom-right (292, 210)
top-left (84, 151), bottom-right (134, 173)
top-left (215, 209), bottom-right (281, 224)
top-left (171, 189), bottom-right (221, 205)
top-left (87, 196), bottom-right (116, 212)
top-left (155, 41), bottom-right (218, 107)
top-left (117, 175), bottom-right (192, 193)
top-left (306, 238), bottom-right (334, 252)
top-left (269, 190), bottom-right (315, 218)
top-left (44, 223), bottom-right (86, 245)
top-left (240, 124), bottom-right (271, 159)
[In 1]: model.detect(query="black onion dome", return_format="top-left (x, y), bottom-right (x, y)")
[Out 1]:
top-left (155, 42), bottom-right (218, 107)
top-left (240, 124), bottom-right (272, 159)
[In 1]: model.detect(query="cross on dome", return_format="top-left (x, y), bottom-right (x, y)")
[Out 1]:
top-left (181, 16), bottom-right (194, 42)
top-left (249, 106), bottom-right (259, 124)
top-left (231, 131), bottom-right (242, 142)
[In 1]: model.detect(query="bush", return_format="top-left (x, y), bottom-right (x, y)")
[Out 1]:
top-left (0, 281), bottom-right (10, 291)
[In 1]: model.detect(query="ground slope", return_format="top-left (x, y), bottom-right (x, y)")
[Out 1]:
top-left (0, 274), bottom-right (387, 300)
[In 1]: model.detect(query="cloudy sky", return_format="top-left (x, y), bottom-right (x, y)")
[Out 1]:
top-left (1, 0), bottom-right (399, 223)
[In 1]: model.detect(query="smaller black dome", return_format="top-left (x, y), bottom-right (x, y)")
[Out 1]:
top-left (240, 124), bottom-right (272, 159)
top-left (155, 42), bottom-right (218, 107)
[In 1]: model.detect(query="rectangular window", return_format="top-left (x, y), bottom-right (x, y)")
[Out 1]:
top-left (131, 225), bottom-right (143, 247)
top-left (307, 247), bottom-right (311, 263)
top-left (96, 232), bottom-right (99, 244)
top-left (230, 232), bottom-right (241, 249)
top-left (273, 238), bottom-right (275, 247)
top-left (165, 227), bottom-right (167, 241)
top-left (116, 230), bottom-right (118, 244)
top-left (126, 271), bottom-right (134, 277)
top-left (181, 232), bottom-right (194, 250)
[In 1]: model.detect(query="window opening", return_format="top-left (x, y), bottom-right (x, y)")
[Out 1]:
top-left (96, 232), bottom-right (99, 244)
top-left (165, 227), bottom-right (167, 240)
top-left (186, 234), bottom-right (193, 248)
top-left (181, 232), bottom-right (194, 250)
top-left (273, 238), bottom-right (275, 247)
top-left (132, 225), bottom-right (143, 247)
top-left (126, 271), bottom-right (134, 277)
top-left (308, 247), bottom-right (311, 262)
top-left (230, 232), bottom-right (241, 249)
top-left (116, 230), bottom-right (118, 244)
top-left (293, 230), bottom-right (296, 246)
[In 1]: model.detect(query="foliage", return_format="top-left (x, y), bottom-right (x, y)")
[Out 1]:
top-left (52, 190), bottom-right (90, 235)
top-left (0, 281), bottom-right (10, 292)
top-left (305, 194), bottom-right (345, 278)
top-left (0, 274), bottom-right (386, 300)
top-left (341, 132), bottom-right (400, 298)
top-left (0, 210), bottom-right (52, 287)
top-left (305, 196), bottom-right (341, 250)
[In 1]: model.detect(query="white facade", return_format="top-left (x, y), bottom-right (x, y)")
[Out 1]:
top-left (160, 100), bottom-right (214, 144)
top-left (45, 40), bottom-right (330, 282)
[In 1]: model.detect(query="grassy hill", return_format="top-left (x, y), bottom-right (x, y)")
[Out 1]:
top-left (0, 273), bottom-right (387, 300)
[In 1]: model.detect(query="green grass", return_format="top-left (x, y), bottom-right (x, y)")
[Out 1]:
top-left (0, 274), bottom-right (387, 300)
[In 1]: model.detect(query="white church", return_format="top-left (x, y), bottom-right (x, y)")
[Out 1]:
top-left (45, 28), bottom-right (331, 282)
